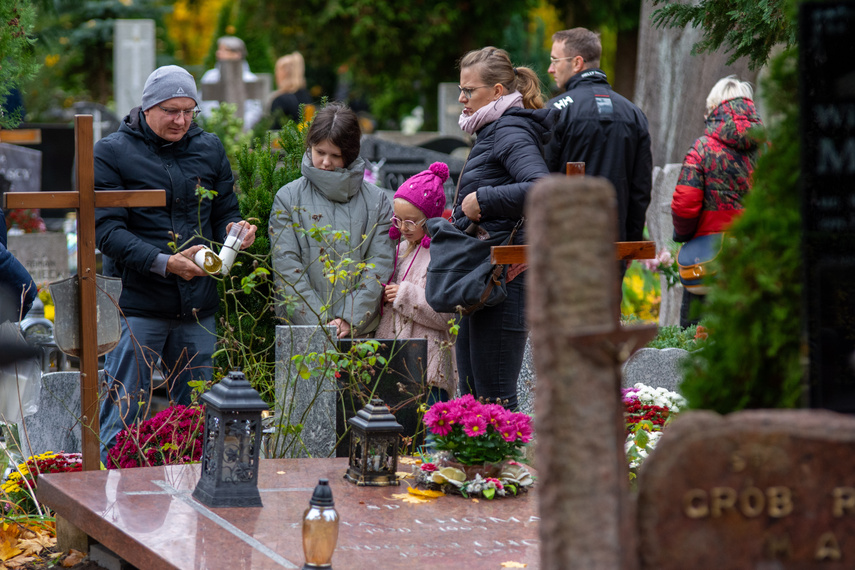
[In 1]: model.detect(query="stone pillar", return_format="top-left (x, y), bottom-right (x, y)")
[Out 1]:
top-left (528, 175), bottom-right (644, 569)
top-left (634, 0), bottom-right (759, 167)
top-left (272, 325), bottom-right (336, 458)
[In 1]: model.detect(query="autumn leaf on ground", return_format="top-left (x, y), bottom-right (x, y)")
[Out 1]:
top-left (500, 562), bottom-right (527, 568)
top-left (61, 549), bottom-right (87, 567)
top-left (407, 487), bottom-right (444, 499)
top-left (0, 523), bottom-right (23, 562)
top-left (395, 471), bottom-right (414, 480)
top-left (4, 555), bottom-right (37, 567)
top-left (398, 456), bottom-right (421, 465)
top-left (390, 492), bottom-right (431, 504)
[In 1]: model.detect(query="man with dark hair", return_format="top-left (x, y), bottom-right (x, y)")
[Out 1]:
top-left (545, 28), bottom-right (652, 247)
top-left (95, 65), bottom-right (257, 463)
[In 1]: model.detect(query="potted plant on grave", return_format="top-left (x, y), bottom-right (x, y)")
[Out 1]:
top-left (622, 383), bottom-right (687, 480)
top-left (414, 395), bottom-right (534, 499)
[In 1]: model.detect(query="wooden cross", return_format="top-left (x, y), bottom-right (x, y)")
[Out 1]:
top-left (490, 162), bottom-right (656, 264)
top-left (2, 115), bottom-right (165, 470)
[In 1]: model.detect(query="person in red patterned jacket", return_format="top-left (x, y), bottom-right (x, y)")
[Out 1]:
top-left (671, 76), bottom-right (765, 327)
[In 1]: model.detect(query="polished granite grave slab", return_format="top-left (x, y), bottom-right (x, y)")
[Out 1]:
top-left (37, 458), bottom-right (540, 569)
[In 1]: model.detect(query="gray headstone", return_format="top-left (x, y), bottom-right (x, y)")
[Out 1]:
top-left (0, 142), bottom-right (41, 193)
top-left (647, 164), bottom-right (684, 326)
top-left (16, 371), bottom-right (104, 457)
top-left (6, 232), bottom-right (69, 283)
top-left (113, 20), bottom-right (155, 118)
top-left (621, 347), bottom-right (688, 394)
top-left (438, 82), bottom-right (468, 140)
top-left (273, 324), bottom-right (336, 458)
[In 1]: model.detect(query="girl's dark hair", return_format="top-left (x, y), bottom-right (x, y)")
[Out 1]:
top-left (306, 103), bottom-right (362, 167)
top-left (459, 47), bottom-right (544, 110)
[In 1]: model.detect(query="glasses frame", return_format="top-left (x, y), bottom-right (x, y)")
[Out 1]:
top-left (390, 216), bottom-right (427, 232)
top-left (549, 55), bottom-right (586, 65)
top-left (457, 85), bottom-right (491, 99)
top-left (158, 104), bottom-right (200, 120)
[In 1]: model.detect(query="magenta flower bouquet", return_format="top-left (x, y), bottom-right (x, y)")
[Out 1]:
top-left (423, 394), bottom-right (533, 465)
top-left (107, 405), bottom-right (204, 469)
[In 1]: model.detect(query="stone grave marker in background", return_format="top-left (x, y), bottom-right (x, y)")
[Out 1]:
top-left (621, 347), bottom-right (688, 394)
top-left (113, 20), bottom-right (155, 119)
top-left (799, 1), bottom-right (855, 413)
top-left (645, 164), bottom-right (683, 326)
top-left (527, 174), bottom-right (656, 569)
top-left (0, 142), bottom-right (41, 193)
top-left (638, 409), bottom-right (855, 568)
top-left (6, 232), bottom-right (69, 283)
top-left (15, 371), bottom-right (104, 458)
top-left (334, 338), bottom-right (427, 456)
top-left (201, 60), bottom-right (270, 128)
top-left (438, 82), bottom-right (468, 140)
top-left (273, 325), bottom-right (336, 458)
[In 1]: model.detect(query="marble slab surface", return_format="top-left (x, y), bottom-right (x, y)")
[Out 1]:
top-left (38, 458), bottom-right (540, 569)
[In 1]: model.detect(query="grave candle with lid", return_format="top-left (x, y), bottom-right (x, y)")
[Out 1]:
top-left (219, 222), bottom-right (249, 275)
top-left (302, 479), bottom-right (339, 569)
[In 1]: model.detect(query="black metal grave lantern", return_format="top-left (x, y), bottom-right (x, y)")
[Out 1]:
top-left (193, 369), bottom-right (268, 507)
top-left (344, 398), bottom-right (403, 486)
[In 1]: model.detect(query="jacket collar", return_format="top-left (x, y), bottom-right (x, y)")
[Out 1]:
top-left (300, 153), bottom-right (367, 203)
top-left (563, 68), bottom-right (609, 92)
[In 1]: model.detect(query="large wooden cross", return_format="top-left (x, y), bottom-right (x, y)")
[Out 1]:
top-left (490, 162), bottom-right (656, 264)
top-left (2, 115), bottom-right (165, 470)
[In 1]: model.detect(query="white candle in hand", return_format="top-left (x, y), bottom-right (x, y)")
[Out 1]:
top-left (219, 223), bottom-right (248, 275)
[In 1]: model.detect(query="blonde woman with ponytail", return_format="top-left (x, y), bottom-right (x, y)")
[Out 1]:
top-left (449, 46), bottom-right (556, 410)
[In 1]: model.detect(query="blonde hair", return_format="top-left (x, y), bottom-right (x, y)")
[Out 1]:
top-left (706, 75), bottom-right (754, 115)
top-left (275, 52), bottom-right (307, 93)
top-left (459, 47), bottom-right (543, 110)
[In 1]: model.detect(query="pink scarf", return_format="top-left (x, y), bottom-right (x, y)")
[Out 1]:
top-left (458, 91), bottom-right (524, 135)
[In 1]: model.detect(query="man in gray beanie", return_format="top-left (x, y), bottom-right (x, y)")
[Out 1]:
top-left (94, 64), bottom-right (258, 465)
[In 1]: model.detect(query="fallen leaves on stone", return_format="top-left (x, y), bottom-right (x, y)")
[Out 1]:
top-left (390, 486), bottom-right (445, 504)
top-left (398, 456), bottom-right (422, 465)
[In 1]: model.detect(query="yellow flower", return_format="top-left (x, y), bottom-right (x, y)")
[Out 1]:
top-left (45, 54), bottom-right (60, 67)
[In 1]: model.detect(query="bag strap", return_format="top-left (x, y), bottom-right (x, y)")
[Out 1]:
top-left (458, 217), bottom-right (525, 316)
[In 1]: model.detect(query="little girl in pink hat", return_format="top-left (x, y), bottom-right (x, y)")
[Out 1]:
top-left (376, 162), bottom-right (458, 403)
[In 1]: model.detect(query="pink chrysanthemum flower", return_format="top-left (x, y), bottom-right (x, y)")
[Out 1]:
top-left (463, 415), bottom-right (488, 437)
top-left (484, 404), bottom-right (507, 428)
top-left (514, 415), bottom-right (533, 443)
top-left (499, 425), bottom-right (517, 442)
top-left (420, 463), bottom-right (438, 472)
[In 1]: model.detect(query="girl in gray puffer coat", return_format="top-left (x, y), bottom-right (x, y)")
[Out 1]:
top-left (269, 104), bottom-right (394, 338)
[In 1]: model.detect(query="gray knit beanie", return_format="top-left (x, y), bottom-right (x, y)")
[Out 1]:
top-left (140, 65), bottom-right (199, 111)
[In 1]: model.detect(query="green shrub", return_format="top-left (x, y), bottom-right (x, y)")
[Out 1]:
top-left (647, 325), bottom-right (704, 351)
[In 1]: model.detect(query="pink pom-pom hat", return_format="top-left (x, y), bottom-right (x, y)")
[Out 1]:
top-left (388, 162), bottom-right (449, 246)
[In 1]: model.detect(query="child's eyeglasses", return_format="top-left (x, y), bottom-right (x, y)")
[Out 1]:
top-left (390, 216), bottom-right (426, 231)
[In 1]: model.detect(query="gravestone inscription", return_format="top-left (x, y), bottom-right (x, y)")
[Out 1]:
top-left (6, 232), bottom-right (69, 282)
top-left (0, 142), bottom-right (41, 193)
top-left (800, 1), bottom-right (855, 413)
top-left (638, 409), bottom-right (855, 569)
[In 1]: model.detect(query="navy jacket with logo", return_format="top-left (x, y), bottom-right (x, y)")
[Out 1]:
top-left (544, 69), bottom-right (652, 242)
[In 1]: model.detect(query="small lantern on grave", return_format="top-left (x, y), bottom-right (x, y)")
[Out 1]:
top-left (193, 369), bottom-right (268, 508)
top-left (344, 398), bottom-right (403, 486)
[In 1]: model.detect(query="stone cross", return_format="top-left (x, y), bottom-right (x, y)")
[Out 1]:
top-left (526, 174), bottom-right (656, 568)
top-left (2, 115), bottom-right (165, 470)
top-left (201, 60), bottom-right (267, 125)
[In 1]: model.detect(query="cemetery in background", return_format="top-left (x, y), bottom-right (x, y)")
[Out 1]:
top-left (3, 0), bottom-right (842, 568)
